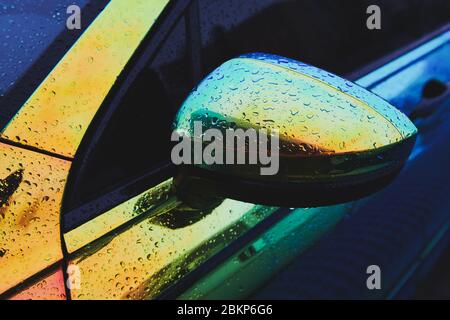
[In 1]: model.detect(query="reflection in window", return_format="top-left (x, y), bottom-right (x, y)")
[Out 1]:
top-left (69, 198), bottom-right (274, 299)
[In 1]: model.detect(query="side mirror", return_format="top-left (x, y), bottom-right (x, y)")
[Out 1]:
top-left (172, 53), bottom-right (417, 208)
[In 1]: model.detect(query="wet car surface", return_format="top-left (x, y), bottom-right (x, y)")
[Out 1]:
top-left (0, 0), bottom-right (449, 300)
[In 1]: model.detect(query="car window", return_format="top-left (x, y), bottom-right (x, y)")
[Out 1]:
top-left (0, 0), bottom-right (108, 130)
top-left (66, 198), bottom-right (273, 299)
top-left (198, 0), bottom-right (450, 76)
top-left (151, 14), bottom-right (194, 110)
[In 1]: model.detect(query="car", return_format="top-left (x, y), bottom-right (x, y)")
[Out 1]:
top-left (0, 0), bottom-right (449, 300)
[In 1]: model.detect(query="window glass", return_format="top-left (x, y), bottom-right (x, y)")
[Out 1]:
top-left (69, 199), bottom-right (272, 299)
top-left (151, 14), bottom-right (192, 109)
top-left (198, 0), bottom-right (450, 76)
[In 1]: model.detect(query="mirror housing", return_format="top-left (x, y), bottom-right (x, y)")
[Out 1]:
top-left (172, 53), bottom-right (417, 207)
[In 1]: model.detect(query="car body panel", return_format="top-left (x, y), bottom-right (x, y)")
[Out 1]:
top-left (0, 0), bottom-right (90, 98)
top-left (1, 0), bottom-right (170, 158)
top-left (0, 0), bottom-right (170, 297)
top-left (9, 267), bottom-right (66, 300)
top-left (0, 142), bottom-right (70, 293)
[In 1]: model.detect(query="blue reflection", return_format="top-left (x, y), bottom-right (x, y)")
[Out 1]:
top-left (0, 0), bottom-right (89, 96)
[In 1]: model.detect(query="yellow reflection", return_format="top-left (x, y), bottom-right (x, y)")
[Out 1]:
top-left (0, 143), bottom-right (70, 294)
top-left (64, 179), bottom-right (174, 253)
top-left (9, 267), bottom-right (66, 300)
top-left (1, 0), bottom-right (170, 158)
top-left (69, 200), bottom-right (274, 300)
